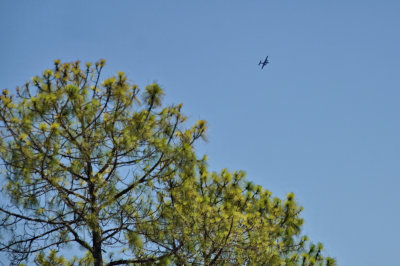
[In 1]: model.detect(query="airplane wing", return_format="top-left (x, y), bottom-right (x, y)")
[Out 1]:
top-left (259, 56), bottom-right (269, 69)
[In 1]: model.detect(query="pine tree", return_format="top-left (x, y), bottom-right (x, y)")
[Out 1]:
top-left (0, 60), bottom-right (335, 265)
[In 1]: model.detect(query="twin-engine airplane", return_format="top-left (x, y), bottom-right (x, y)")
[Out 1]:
top-left (258, 56), bottom-right (269, 69)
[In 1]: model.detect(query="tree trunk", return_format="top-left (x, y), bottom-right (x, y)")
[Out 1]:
top-left (93, 228), bottom-right (103, 266)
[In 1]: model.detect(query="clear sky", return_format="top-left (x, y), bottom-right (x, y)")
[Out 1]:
top-left (1, 1), bottom-right (400, 265)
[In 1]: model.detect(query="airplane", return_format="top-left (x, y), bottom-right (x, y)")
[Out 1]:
top-left (258, 56), bottom-right (269, 69)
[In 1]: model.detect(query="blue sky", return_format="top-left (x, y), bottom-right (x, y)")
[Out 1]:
top-left (1, 1), bottom-right (400, 265)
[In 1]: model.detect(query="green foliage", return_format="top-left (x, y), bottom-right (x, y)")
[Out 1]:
top-left (0, 60), bottom-right (334, 265)
top-left (35, 250), bottom-right (69, 266)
